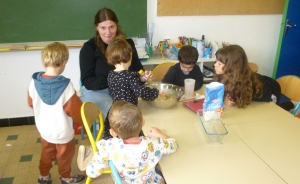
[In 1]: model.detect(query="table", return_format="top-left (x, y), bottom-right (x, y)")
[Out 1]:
top-left (139, 86), bottom-right (300, 183)
top-left (228, 117), bottom-right (300, 184)
top-left (195, 86), bottom-right (293, 125)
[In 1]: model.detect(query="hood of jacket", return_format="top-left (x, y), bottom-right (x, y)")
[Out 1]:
top-left (32, 72), bottom-right (70, 105)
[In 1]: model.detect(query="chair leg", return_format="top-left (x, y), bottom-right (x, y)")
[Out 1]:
top-left (292, 102), bottom-right (300, 116)
top-left (93, 122), bottom-right (98, 140)
top-left (86, 176), bottom-right (93, 184)
top-left (81, 127), bottom-right (85, 140)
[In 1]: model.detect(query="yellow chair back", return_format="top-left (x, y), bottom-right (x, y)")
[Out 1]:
top-left (152, 62), bottom-right (175, 82)
top-left (276, 75), bottom-right (300, 116)
top-left (81, 102), bottom-right (123, 183)
top-left (248, 62), bottom-right (258, 72)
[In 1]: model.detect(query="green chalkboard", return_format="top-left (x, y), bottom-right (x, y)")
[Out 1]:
top-left (0, 0), bottom-right (146, 43)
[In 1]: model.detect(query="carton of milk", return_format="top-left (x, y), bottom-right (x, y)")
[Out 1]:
top-left (203, 82), bottom-right (224, 121)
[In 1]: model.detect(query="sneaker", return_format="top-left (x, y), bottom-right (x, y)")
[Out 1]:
top-left (61, 174), bottom-right (85, 184)
top-left (38, 174), bottom-right (51, 184)
top-left (77, 145), bottom-right (93, 171)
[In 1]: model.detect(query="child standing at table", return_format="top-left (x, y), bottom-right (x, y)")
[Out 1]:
top-left (79, 100), bottom-right (179, 183)
top-left (213, 44), bottom-right (281, 108)
top-left (162, 45), bottom-right (204, 90)
top-left (103, 37), bottom-right (161, 139)
top-left (28, 42), bottom-right (85, 184)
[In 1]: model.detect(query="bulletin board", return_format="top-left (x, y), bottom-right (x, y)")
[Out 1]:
top-left (157, 0), bottom-right (285, 16)
top-left (0, 0), bottom-right (146, 43)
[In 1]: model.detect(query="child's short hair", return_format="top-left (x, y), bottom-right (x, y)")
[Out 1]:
top-left (108, 100), bottom-right (143, 140)
top-left (106, 38), bottom-right (132, 66)
top-left (42, 42), bottom-right (69, 67)
top-left (178, 45), bottom-right (199, 65)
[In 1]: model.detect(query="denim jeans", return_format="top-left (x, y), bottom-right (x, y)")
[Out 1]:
top-left (80, 86), bottom-right (112, 120)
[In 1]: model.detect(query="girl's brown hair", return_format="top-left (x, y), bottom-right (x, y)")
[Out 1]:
top-left (94, 8), bottom-right (125, 54)
top-left (213, 45), bottom-right (263, 108)
top-left (105, 38), bottom-right (132, 66)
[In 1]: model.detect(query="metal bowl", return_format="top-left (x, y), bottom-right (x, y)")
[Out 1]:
top-left (145, 82), bottom-right (184, 109)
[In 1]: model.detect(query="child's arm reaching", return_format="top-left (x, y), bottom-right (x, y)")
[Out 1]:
top-left (147, 127), bottom-right (179, 155)
top-left (131, 72), bottom-right (159, 101)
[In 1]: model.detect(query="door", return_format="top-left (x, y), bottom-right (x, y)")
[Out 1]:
top-left (273, 0), bottom-right (300, 78)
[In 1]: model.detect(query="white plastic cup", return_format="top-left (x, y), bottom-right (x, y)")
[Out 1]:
top-left (184, 78), bottom-right (195, 99)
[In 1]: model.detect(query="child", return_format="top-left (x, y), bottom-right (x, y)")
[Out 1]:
top-left (213, 44), bottom-right (281, 108)
top-left (162, 45), bottom-right (204, 90)
top-left (27, 42), bottom-right (85, 184)
top-left (79, 100), bottom-right (179, 183)
top-left (102, 38), bottom-right (160, 139)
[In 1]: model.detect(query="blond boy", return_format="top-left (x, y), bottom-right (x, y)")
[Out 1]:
top-left (28, 42), bottom-right (85, 184)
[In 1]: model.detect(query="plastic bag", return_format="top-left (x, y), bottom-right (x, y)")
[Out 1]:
top-left (164, 45), bottom-right (179, 60)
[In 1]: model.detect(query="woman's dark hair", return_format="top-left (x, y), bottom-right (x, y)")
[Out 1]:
top-left (94, 8), bottom-right (125, 53)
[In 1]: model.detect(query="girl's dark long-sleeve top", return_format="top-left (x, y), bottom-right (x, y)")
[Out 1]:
top-left (79, 37), bottom-right (144, 90)
top-left (215, 73), bottom-right (281, 104)
top-left (108, 70), bottom-right (159, 105)
top-left (162, 63), bottom-right (204, 90)
top-left (252, 74), bottom-right (281, 104)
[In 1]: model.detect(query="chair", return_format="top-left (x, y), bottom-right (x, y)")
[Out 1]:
top-left (152, 62), bottom-right (175, 82)
top-left (81, 102), bottom-right (122, 184)
top-left (79, 79), bottom-right (98, 140)
top-left (276, 75), bottom-right (300, 116)
top-left (248, 62), bottom-right (258, 72)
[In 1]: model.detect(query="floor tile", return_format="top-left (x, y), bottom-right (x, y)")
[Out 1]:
top-left (0, 177), bottom-right (14, 184)
top-left (6, 135), bottom-right (18, 141)
top-left (20, 155), bottom-right (33, 162)
top-left (1, 125), bottom-right (114, 184)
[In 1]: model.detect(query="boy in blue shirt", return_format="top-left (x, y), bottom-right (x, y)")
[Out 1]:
top-left (162, 45), bottom-right (204, 90)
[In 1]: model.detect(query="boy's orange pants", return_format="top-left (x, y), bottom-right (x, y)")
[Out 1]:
top-left (39, 137), bottom-right (75, 178)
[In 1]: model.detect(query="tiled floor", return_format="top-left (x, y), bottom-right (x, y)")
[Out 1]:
top-left (0, 125), bottom-right (114, 184)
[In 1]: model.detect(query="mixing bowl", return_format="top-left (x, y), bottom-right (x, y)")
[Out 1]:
top-left (145, 82), bottom-right (184, 109)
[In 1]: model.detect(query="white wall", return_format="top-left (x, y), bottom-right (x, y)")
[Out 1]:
top-left (0, 0), bottom-right (282, 119)
top-left (147, 0), bottom-right (282, 76)
top-left (0, 48), bottom-right (81, 119)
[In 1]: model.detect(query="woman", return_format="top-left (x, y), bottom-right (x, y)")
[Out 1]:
top-left (80, 8), bottom-right (148, 118)
top-left (213, 45), bottom-right (281, 108)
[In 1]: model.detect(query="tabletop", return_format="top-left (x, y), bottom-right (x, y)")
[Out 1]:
top-left (138, 86), bottom-right (300, 183)
top-left (228, 116), bottom-right (300, 184)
